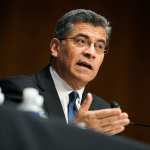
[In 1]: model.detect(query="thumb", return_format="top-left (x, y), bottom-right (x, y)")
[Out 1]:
top-left (80, 93), bottom-right (93, 111)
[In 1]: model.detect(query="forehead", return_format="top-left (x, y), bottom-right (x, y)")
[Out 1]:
top-left (69, 22), bottom-right (107, 41)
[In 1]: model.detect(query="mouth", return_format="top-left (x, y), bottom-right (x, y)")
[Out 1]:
top-left (77, 61), bottom-right (93, 70)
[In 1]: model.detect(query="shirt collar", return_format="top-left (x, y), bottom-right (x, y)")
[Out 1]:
top-left (49, 66), bottom-right (84, 101)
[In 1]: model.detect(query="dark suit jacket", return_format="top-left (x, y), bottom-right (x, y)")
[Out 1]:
top-left (0, 106), bottom-right (150, 150)
top-left (0, 65), bottom-right (110, 122)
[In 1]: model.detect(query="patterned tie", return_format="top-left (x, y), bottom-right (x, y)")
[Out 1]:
top-left (68, 91), bottom-right (79, 123)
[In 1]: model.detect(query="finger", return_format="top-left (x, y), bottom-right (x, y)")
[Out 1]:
top-left (120, 112), bottom-right (128, 119)
top-left (112, 112), bottom-right (130, 126)
top-left (98, 118), bottom-right (130, 134)
top-left (96, 115), bottom-right (123, 127)
top-left (104, 126), bottom-right (125, 135)
top-left (79, 93), bottom-right (93, 111)
top-left (91, 123), bottom-right (125, 135)
top-left (97, 113), bottom-right (130, 127)
top-left (113, 118), bottom-right (130, 126)
top-left (90, 108), bottom-right (122, 119)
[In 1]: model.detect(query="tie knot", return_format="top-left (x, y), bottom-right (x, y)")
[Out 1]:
top-left (69, 91), bottom-right (79, 103)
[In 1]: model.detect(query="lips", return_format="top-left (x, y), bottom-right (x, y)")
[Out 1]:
top-left (77, 61), bottom-right (93, 70)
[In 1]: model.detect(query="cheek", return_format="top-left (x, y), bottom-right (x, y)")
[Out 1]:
top-left (95, 56), bottom-right (104, 70)
top-left (63, 50), bottom-right (78, 64)
top-left (59, 49), bottom-right (76, 68)
top-left (58, 47), bottom-right (71, 64)
top-left (60, 44), bottom-right (81, 68)
top-left (61, 44), bottom-right (74, 59)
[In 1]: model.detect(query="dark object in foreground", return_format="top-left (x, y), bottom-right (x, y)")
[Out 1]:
top-left (0, 106), bottom-right (149, 150)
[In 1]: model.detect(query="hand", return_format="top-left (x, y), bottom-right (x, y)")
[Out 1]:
top-left (75, 93), bottom-right (130, 135)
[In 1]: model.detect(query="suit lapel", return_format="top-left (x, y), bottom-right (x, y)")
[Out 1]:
top-left (34, 65), bottom-right (66, 122)
top-left (81, 90), bottom-right (110, 110)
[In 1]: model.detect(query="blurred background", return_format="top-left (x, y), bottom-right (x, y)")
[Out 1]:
top-left (0, 0), bottom-right (150, 144)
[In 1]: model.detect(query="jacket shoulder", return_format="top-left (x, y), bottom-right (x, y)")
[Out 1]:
top-left (0, 75), bottom-right (37, 89)
top-left (0, 75), bottom-right (37, 103)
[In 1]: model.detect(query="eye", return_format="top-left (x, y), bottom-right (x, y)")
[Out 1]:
top-left (74, 37), bottom-right (87, 46)
top-left (95, 42), bottom-right (105, 50)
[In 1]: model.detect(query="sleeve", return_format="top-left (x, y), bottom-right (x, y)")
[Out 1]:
top-left (0, 78), bottom-right (23, 104)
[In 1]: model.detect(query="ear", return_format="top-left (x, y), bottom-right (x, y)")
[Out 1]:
top-left (49, 38), bottom-right (61, 57)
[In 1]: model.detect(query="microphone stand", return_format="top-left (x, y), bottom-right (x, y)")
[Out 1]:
top-left (111, 101), bottom-right (150, 128)
top-left (131, 122), bottom-right (150, 128)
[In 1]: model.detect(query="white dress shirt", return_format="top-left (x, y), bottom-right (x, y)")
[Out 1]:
top-left (49, 66), bottom-right (84, 123)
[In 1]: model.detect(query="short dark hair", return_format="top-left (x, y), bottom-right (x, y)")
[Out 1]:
top-left (54, 9), bottom-right (112, 45)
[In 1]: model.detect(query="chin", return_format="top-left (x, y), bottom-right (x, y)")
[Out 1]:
top-left (74, 74), bottom-right (95, 84)
top-left (70, 68), bottom-right (97, 83)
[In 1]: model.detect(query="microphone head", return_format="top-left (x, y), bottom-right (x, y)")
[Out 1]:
top-left (110, 101), bottom-right (120, 108)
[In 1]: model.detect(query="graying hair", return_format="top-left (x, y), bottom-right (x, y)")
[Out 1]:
top-left (54, 9), bottom-right (112, 45)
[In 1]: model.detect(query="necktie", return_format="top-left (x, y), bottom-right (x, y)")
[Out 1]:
top-left (68, 91), bottom-right (79, 123)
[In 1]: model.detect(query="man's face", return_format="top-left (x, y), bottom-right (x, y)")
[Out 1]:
top-left (50, 22), bottom-right (107, 89)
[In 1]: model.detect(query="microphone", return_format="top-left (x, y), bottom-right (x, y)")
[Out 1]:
top-left (111, 101), bottom-right (150, 128)
top-left (110, 101), bottom-right (120, 108)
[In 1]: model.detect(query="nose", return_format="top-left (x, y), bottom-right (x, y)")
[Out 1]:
top-left (83, 43), bottom-right (96, 59)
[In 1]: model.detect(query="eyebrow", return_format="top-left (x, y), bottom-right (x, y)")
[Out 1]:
top-left (75, 33), bottom-right (89, 39)
top-left (75, 33), bottom-right (106, 45)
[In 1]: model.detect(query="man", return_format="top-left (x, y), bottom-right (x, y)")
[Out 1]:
top-left (0, 9), bottom-right (130, 135)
